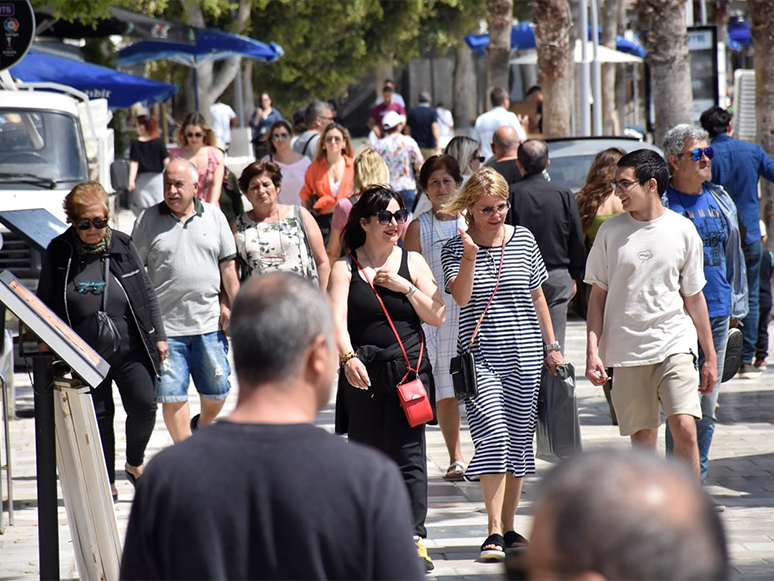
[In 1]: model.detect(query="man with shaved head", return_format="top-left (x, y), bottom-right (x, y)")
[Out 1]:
top-left (524, 449), bottom-right (729, 580)
top-left (489, 125), bottom-right (523, 186)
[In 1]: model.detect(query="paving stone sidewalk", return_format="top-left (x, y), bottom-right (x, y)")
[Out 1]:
top-left (1, 317), bottom-right (773, 580)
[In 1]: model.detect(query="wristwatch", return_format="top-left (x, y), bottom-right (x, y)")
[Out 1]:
top-left (404, 283), bottom-right (418, 298)
top-left (544, 341), bottom-right (561, 354)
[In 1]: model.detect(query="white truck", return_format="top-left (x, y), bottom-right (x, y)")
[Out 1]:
top-left (0, 70), bottom-right (115, 281)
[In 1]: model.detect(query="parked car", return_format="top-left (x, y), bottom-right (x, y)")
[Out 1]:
top-left (545, 136), bottom-right (663, 192)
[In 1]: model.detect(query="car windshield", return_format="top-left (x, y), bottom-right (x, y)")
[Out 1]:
top-left (546, 154), bottom-right (598, 193)
top-left (0, 109), bottom-right (89, 189)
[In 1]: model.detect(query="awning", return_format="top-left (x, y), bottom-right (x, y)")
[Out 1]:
top-left (510, 40), bottom-right (644, 65)
top-left (10, 49), bottom-right (178, 109)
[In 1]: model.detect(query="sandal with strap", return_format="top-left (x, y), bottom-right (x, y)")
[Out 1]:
top-left (504, 530), bottom-right (529, 551)
top-left (480, 533), bottom-right (506, 561)
top-left (443, 461), bottom-right (466, 481)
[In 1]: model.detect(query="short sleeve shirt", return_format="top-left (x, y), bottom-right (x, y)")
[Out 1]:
top-left (132, 199), bottom-right (237, 337)
top-left (584, 210), bottom-right (706, 367)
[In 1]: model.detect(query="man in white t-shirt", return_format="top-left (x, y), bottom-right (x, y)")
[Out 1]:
top-left (584, 149), bottom-right (717, 477)
top-left (210, 97), bottom-right (237, 150)
top-left (472, 87), bottom-right (526, 161)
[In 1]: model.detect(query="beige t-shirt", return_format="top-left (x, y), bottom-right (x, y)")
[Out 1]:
top-left (584, 210), bottom-right (706, 367)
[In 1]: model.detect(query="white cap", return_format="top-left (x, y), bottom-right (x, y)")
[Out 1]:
top-left (761, 219), bottom-right (767, 239)
top-left (382, 110), bottom-right (405, 130)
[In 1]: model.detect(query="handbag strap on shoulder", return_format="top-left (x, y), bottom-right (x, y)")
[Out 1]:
top-left (348, 252), bottom-right (424, 384)
top-left (102, 255), bottom-right (111, 311)
top-left (466, 234), bottom-right (507, 350)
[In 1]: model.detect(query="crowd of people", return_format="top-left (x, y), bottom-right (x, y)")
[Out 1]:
top-left (42, 87), bottom-right (774, 579)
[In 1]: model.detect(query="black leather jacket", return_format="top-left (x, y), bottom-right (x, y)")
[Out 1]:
top-left (37, 228), bottom-right (166, 377)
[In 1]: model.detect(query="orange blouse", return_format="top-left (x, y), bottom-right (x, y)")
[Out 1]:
top-left (299, 155), bottom-right (355, 213)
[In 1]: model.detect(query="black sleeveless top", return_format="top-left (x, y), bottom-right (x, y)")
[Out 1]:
top-left (347, 248), bottom-right (422, 350)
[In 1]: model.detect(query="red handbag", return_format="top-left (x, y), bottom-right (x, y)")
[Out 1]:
top-left (349, 254), bottom-right (434, 428)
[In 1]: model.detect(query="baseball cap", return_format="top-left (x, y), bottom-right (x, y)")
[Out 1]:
top-left (382, 110), bottom-right (405, 130)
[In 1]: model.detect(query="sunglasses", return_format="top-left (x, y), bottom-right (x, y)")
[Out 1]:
top-left (477, 201), bottom-right (510, 216)
top-left (472, 155), bottom-right (485, 163)
top-left (375, 209), bottom-right (410, 225)
top-left (271, 133), bottom-right (290, 141)
top-left (325, 136), bottom-right (343, 143)
top-left (185, 131), bottom-right (204, 139)
top-left (76, 218), bottom-right (109, 231)
top-left (682, 147), bottom-right (714, 161)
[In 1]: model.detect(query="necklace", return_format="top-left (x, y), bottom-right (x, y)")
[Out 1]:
top-left (361, 246), bottom-right (392, 271)
top-left (251, 207), bottom-right (287, 268)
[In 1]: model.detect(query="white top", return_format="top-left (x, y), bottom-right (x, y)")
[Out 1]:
top-left (436, 107), bottom-right (454, 138)
top-left (263, 155), bottom-right (312, 206)
top-left (210, 102), bottom-right (237, 145)
top-left (584, 210), bottom-right (706, 367)
top-left (473, 106), bottom-right (526, 160)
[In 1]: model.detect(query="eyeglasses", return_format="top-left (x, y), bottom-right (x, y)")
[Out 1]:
top-left (476, 201), bottom-right (510, 216)
top-left (325, 136), bottom-right (343, 143)
top-left (320, 116), bottom-right (334, 122)
top-left (680, 147), bottom-right (714, 161)
top-left (375, 209), bottom-right (410, 225)
top-left (185, 131), bottom-right (203, 139)
top-left (76, 218), bottom-right (109, 230)
top-left (472, 155), bottom-right (485, 163)
top-left (271, 133), bottom-right (290, 141)
top-left (610, 179), bottom-right (644, 192)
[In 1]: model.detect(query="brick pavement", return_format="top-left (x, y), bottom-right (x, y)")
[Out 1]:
top-left (1, 317), bottom-right (774, 580)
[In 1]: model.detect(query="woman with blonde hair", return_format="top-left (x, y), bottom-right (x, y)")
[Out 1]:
top-left (169, 112), bottom-right (225, 205)
top-left (325, 147), bottom-right (389, 263)
top-left (441, 167), bottom-right (562, 561)
top-left (444, 135), bottom-right (483, 184)
top-left (128, 114), bottom-right (169, 216)
top-left (38, 181), bottom-right (166, 501)
top-left (299, 123), bottom-right (355, 244)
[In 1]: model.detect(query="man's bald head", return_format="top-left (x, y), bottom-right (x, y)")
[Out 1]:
top-left (492, 126), bottom-right (522, 160)
top-left (526, 449), bottom-right (729, 581)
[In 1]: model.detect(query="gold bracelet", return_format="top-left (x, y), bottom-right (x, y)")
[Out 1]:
top-left (340, 351), bottom-right (359, 367)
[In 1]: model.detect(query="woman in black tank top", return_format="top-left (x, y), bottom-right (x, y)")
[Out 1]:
top-left (328, 185), bottom-right (446, 571)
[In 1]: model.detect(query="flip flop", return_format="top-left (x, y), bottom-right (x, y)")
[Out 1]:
top-left (504, 530), bottom-right (529, 551)
top-left (480, 533), bottom-right (506, 561)
top-left (443, 461), bottom-right (466, 481)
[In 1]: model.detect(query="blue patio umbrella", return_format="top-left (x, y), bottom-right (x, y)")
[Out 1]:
top-left (465, 21), bottom-right (646, 58)
top-left (10, 49), bottom-right (178, 109)
top-left (117, 28), bottom-right (284, 110)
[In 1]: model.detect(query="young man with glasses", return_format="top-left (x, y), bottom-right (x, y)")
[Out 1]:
top-left (585, 149), bottom-right (717, 478)
top-left (700, 106), bottom-right (774, 379)
top-left (507, 139), bottom-right (585, 352)
top-left (661, 125), bottom-right (747, 506)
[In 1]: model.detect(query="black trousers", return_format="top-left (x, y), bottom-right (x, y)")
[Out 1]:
top-left (90, 322), bottom-right (157, 483)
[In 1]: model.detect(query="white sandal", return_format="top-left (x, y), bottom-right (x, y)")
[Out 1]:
top-left (443, 461), bottom-right (466, 481)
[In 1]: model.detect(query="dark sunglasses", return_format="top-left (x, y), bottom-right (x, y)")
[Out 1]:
top-left (375, 209), bottom-right (409, 225)
top-left (185, 131), bottom-right (204, 139)
top-left (76, 218), bottom-right (109, 231)
top-left (473, 155), bottom-right (485, 163)
top-left (271, 133), bottom-right (290, 141)
top-left (683, 147), bottom-right (714, 161)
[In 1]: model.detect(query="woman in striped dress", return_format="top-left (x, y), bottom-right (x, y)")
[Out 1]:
top-left (404, 154), bottom-right (468, 480)
top-left (441, 168), bottom-right (562, 561)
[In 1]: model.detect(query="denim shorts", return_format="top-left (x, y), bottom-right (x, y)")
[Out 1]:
top-left (156, 331), bottom-right (231, 403)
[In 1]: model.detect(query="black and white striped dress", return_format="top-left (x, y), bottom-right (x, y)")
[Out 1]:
top-left (441, 226), bottom-right (548, 478)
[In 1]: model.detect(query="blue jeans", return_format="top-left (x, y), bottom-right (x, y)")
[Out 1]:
top-left (666, 315), bottom-right (729, 481)
top-left (742, 240), bottom-right (762, 363)
top-left (399, 190), bottom-right (417, 213)
top-left (156, 331), bottom-right (231, 403)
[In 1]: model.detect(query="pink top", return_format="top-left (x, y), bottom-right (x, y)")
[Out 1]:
top-left (169, 146), bottom-right (221, 205)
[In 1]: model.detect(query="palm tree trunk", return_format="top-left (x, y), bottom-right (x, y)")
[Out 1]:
top-left (601, 0), bottom-right (619, 135)
top-left (534, 0), bottom-right (573, 137)
top-left (637, 0), bottom-right (693, 147)
top-left (487, 0), bottom-right (513, 95)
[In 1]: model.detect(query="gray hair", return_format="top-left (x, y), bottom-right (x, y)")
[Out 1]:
top-left (165, 157), bottom-right (198, 184)
top-left (230, 273), bottom-right (334, 385)
top-left (662, 124), bottom-right (710, 160)
top-left (305, 100), bottom-right (331, 126)
top-left (531, 449), bottom-right (729, 581)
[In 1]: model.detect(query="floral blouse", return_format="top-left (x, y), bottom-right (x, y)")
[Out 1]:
top-left (375, 133), bottom-right (423, 192)
top-left (235, 206), bottom-right (319, 285)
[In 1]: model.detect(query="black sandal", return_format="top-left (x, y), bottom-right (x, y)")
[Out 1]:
top-left (504, 530), bottom-right (529, 551)
top-left (480, 533), bottom-right (506, 561)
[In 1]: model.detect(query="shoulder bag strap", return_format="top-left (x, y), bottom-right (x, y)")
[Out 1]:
top-left (465, 234), bottom-right (507, 350)
top-left (348, 252), bottom-right (424, 383)
top-left (102, 255), bottom-right (111, 311)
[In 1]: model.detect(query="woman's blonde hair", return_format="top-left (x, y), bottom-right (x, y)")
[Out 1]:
top-left (314, 123), bottom-right (354, 161)
top-left (441, 167), bottom-right (508, 228)
top-left (353, 148), bottom-right (389, 192)
top-left (176, 112), bottom-right (217, 148)
top-left (63, 181), bottom-right (110, 223)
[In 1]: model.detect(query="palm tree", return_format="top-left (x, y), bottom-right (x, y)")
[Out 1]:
top-left (534, 0), bottom-right (573, 137)
top-left (487, 0), bottom-right (513, 95)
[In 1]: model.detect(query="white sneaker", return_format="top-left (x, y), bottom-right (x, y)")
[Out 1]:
top-left (738, 363), bottom-right (763, 379)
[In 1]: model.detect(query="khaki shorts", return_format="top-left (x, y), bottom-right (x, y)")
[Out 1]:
top-left (611, 353), bottom-right (702, 437)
